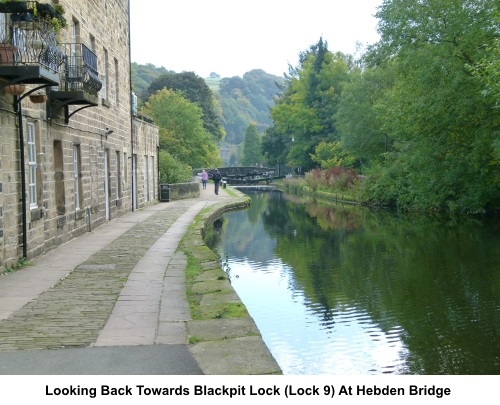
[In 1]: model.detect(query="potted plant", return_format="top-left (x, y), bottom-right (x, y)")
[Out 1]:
top-left (0, 1), bottom-right (66, 32)
top-left (33, 1), bottom-right (66, 32)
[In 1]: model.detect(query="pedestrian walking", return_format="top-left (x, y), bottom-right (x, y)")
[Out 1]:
top-left (201, 169), bottom-right (208, 189)
top-left (212, 169), bottom-right (222, 195)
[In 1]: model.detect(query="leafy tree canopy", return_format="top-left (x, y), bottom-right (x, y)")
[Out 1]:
top-left (147, 71), bottom-right (225, 141)
top-left (358, 0), bottom-right (500, 213)
top-left (265, 38), bottom-right (353, 170)
top-left (131, 62), bottom-right (171, 103)
top-left (217, 69), bottom-right (283, 145)
top-left (241, 124), bottom-right (263, 166)
top-left (158, 150), bottom-right (193, 184)
top-left (141, 89), bottom-right (222, 169)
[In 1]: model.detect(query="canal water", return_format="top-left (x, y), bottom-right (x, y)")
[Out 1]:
top-left (204, 190), bottom-right (500, 375)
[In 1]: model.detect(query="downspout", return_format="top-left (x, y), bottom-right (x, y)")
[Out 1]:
top-left (16, 96), bottom-right (28, 258)
top-left (9, 83), bottom-right (52, 259)
top-left (157, 144), bottom-right (159, 201)
top-left (127, 0), bottom-right (135, 211)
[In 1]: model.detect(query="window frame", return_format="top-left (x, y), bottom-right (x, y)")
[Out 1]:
top-left (27, 122), bottom-right (37, 209)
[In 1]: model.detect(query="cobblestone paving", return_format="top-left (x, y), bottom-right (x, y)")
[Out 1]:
top-left (0, 204), bottom-right (188, 351)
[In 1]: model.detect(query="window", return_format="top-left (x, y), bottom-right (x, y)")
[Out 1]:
top-left (27, 122), bottom-right (37, 208)
top-left (70, 20), bottom-right (80, 80)
top-left (73, 145), bottom-right (83, 210)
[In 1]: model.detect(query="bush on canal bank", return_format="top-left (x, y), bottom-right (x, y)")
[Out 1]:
top-left (275, 172), bottom-right (363, 206)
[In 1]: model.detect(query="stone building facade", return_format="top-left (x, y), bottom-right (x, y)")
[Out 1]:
top-left (0, 0), bottom-right (158, 272)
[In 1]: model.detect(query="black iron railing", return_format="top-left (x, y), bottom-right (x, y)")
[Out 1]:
top-left (0, 10), bottom-right (64, 72)
top-left (58, 43), bottom-right (102, 96)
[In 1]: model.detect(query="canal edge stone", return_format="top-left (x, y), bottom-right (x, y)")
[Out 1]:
top-left (180, 190), bottom-right (282, 375)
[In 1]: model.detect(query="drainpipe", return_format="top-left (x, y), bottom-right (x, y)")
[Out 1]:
top-left (127, 0), bottom-right (135, 211)
top-left (157, 143), bottom-right (159, 201)
top-left (16, 95), bottom-right (28, 259)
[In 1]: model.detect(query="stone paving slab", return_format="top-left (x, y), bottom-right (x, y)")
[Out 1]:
top-left (0, 186), bottom-right (282, 375)
top-left (190, 336), bottom-right (281, 375)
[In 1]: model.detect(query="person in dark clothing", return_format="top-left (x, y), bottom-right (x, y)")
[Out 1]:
top-left (212, 169), bottom-right (222, 195)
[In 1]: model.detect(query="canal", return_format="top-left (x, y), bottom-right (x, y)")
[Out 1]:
top-left (204, 189), bottom-right (500, 375)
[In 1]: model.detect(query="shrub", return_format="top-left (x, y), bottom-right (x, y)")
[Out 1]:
top-left (305, 167), bottom-right (359, 192)
top-left (158, 150), bottom-right (193, 184)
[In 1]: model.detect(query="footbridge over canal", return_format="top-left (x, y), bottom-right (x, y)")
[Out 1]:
top-left (195, 166), bottom-right (285, 185)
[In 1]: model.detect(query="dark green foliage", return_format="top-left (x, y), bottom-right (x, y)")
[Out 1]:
top-left (131, 63), bottom-right (171, 103)
top-left (147, 71), bottom-right (225, 141)
top-left (241, 124), bottom-right (263, 166)
top-left (261, 2), bottom-right (499, 214)
top-left (218, 69), bottom-right (283, 144)
top-left (357, 0), bottom-right (500, 213)
top-left (141, 89), bottom-right (222, 169)
top-left (336, 66), bottom-right (395, 166)
top-left (265, 38), bottom-right (352, 171)
top-left (261, 125), bottom-right (289, 166)
top-left (158, 150), bottom-right (193, 184)
top-left (131, 64), bottom-right (283, 161)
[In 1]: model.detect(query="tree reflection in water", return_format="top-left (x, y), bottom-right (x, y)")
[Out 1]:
top-left (204, 190), bottom-right (500, 375)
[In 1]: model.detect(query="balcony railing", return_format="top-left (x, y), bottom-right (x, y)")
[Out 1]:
top-left (58, 43), bottom-right (102, 96)
top-left (0, 12), bottom-right (64, 73)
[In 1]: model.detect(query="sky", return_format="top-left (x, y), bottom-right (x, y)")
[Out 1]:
top-left (129, 0), bottom-right (383, 79)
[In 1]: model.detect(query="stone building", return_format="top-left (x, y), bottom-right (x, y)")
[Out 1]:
top-left (0, 1), bottom-right (158, 272)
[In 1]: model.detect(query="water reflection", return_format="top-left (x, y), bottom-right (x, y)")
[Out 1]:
top-left (204, 190), bottom-right (500, 375)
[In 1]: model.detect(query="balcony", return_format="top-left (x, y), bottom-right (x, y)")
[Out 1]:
top-left (0, 2), bottom-right (64, 88)
top-left (50, 43), bottom-right (103, 123)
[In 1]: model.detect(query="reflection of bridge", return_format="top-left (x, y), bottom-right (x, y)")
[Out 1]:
top-left (199, 167), bottom-right (285, 185)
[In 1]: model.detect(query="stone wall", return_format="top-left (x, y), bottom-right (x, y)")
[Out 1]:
top-left (160, 182), bottom-right (201, 202)
top-left (0, 1), bottom-right (159, 272)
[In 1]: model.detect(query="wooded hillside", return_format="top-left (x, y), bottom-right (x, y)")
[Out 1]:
top-left (131, 63), bottom-right (283, 147)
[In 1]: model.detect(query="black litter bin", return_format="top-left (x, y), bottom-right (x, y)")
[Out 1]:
top-left (159, 184), bottom-right (170, 202)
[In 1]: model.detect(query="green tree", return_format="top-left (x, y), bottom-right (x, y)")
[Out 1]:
top-left (266, 38), bottom-right (352, 170)
top-left (131, 62), bottom-right (171, 102)
top-left (310, 140), bottom-right (356, 169)
top-left (241, 124), bottom-right (263, 166)
top-left (218, 70), bottom-right (283, 144)
top-left (147, 71), bottom-right (225, 141)
top-left (472, 11), bottom-right (500, 170)
top-left (336, 65), bottom-right (396, 167)
top-left (158, 150), bottom-right (193, 184)
top-left (261, 125), bottom-right (289, 167)
top-left (361, 0), bottom-right (500, 213)
top-left (141, 89), bottom-right (222, 169)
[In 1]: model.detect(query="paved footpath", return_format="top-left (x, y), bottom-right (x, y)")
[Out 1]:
top-left (0, 185), bottom-right (280, 375)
